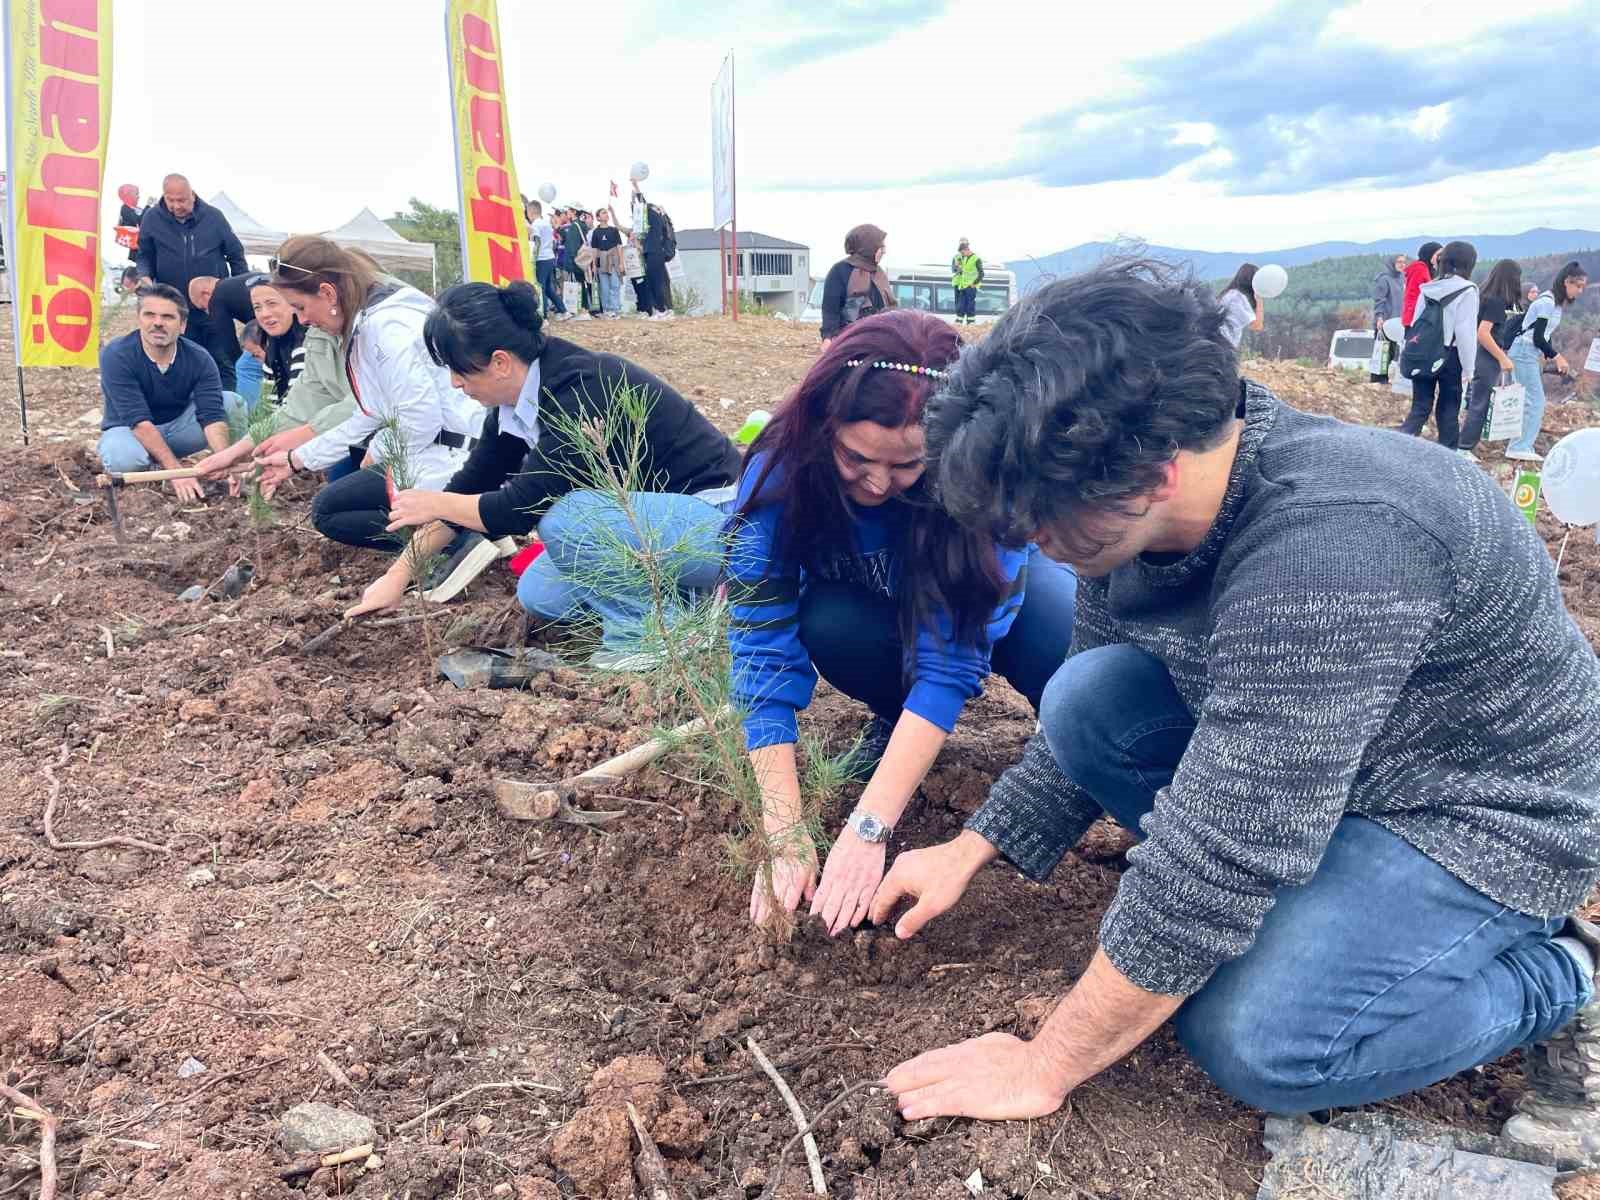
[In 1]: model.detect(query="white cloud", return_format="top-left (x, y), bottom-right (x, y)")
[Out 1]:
top-left (97, 0), bottom-right (1600, 277)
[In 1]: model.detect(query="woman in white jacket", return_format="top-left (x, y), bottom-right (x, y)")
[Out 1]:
top-left (255, 235), bottom-right (486, 550)
top-left (1399, 240), bottom-right (1478, 450)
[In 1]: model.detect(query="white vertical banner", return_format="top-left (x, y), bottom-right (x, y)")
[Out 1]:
top-left (711, 54), bottom-right (735, 230)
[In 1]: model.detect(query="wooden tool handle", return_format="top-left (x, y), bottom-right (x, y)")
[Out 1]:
top-left (100, 464), bottom-right (254, 485)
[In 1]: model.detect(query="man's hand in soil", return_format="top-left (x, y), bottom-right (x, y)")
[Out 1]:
top-left (886, 1032), bottom-right (1070, 1121)
top-left (868, 829), bottom-right (996, 940)
top-left (345, 572), bottom-right (408, 620)
top-left (811, 829), bottom-right (887, 936)
top-left (886, 950), bottom-right (1183, 1122)
top-left (750, 843), bottom-right (818, 927)
top-left (171, 475), bottom-right (205, 505)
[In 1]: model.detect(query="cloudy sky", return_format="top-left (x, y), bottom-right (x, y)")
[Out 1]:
top-left (101, 0), bottom-right (1600, 269)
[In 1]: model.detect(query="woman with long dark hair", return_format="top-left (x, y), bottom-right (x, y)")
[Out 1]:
top-left (343, 280), bottom-right (741, 628)
top-left (1506, 260), bottom-right (1589, 462)
top-left (1457, 259), bottom-right (1522, 455)
top-left (728, 309), bottom-right (1077, 933)
top-left (1216, 263), bottom-right (1263, 348)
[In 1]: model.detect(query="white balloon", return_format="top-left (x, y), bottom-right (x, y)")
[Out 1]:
top-left (629, 161), bottom-right (650, 182)
top-left (1542, 428), bottom-right (1600, 526)
top-left (1254, 263), bottom-right (1288, 299)
top-left (1382, 317), bottom-right (1404, 343)
top-left (537, 183), bottom-right (557, 204)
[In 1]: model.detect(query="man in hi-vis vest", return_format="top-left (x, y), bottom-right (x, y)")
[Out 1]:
top-left (951, 238), bottom-right (985, 325)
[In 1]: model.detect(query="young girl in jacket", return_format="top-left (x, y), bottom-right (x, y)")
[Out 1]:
top-left (1456, 259), bottom-right (1521, 455)
top-left (254, 236), bottom-right (487, 548)
top-left (1401, 241), bottom-right (1442, 326)
top-left (1216, 263), bottom-right (1263, 348)
top-left (727, 309), bottom-right (1078, 933)
top-left (1506, 260), bottom-right (1589, 462)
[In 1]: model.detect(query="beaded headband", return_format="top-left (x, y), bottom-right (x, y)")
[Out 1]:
top-left (844, 358), bottom-right (949, 380)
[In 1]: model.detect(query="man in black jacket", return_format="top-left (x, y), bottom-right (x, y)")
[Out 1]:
top-left (135, 175), bottom-right (248, 388)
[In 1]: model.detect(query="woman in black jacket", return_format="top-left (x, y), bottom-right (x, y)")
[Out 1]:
top-left (820, 224), bottom-right (896, 345)
top-left (344, 281), bottom-right (741, 667)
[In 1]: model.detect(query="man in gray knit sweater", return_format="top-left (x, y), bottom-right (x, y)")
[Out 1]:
top-left (869, 261), bottom-right (1600, 1164)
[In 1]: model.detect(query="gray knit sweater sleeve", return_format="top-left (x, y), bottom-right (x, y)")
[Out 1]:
top-left (1099, 503), bottom-right (1452, 997)
top-left (965, 575), bottom-right (1116, 877)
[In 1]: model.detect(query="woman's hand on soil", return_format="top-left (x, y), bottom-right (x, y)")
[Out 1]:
top-left (750, 843), bottom-right (817, 928)
top-left (387, 489), bottom-right (443, 532)
top-left (884, 1032), bottom-right (1070, 1121)
top-left (810, 829), bottom-right (887, 936)
top-left (344, 573), bottom-right (408, 620)
top-left (171, 475), bottom-right (204, 505)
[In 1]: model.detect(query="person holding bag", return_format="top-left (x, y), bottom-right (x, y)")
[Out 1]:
top-left (1457, 260), bottom-right (1522, 456)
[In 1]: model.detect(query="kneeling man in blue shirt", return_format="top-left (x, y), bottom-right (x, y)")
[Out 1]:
top-left (98, 283), bottom-right (243, 503)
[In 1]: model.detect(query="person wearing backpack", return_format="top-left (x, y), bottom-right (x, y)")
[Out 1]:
top-left (1457, 260), bottom-right (1522, 456)
top-left (1506, 260), bottom-right (1589, 463)
top-left (1399, 241), bottom-right (1478, 449)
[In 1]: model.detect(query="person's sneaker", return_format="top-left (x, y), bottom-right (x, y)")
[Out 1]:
top-left (422, 531), bottom-right (502, 603)
top-left (1506, 448), bottom-right (1544, 463)
top-left (588, 645), bottom-right (660, 673)
top-left (1502, 917), bottom-right (1600, 1167)
top-left (839, 715), bottom-right (896, 783)
top-left (491, 536), bottom-right (518, 558)
top-left (574, 311), bottom-right (593, 321)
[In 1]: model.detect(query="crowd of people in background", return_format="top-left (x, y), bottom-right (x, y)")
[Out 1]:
top-left (521, 181), bottom-right (678, 323)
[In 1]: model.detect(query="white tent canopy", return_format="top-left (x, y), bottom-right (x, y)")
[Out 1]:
top-left (207, 191), bottom-right (287, 257)
top-left (323, 208), bottom-right (436, 285)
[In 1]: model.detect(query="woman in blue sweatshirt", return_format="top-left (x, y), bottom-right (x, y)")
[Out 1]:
top-left (726, 310), bottom-right (1077, 933)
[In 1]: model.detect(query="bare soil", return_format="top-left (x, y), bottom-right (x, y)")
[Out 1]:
top-left (1, 310), bottom-right (1597, 1199)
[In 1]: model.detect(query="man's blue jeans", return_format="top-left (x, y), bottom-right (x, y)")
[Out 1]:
top-left (97, 393), bottom-right (245, 472)
top-left (536, 259), bottom-right (566, 315)
top-left (516, 490), bottom-right (725, 651)
top-left (1039, 643), bottom-right (1592, 1113)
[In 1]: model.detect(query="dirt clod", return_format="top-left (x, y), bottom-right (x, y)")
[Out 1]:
top-left (550, 1103), bottom-right (633, 1200)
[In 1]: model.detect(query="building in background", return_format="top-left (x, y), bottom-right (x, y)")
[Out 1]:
top-left (674, 229), bottom-right (809, 316)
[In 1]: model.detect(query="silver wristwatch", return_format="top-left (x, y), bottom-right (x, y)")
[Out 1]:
top-left (846, 809), bottom-right (893, 844)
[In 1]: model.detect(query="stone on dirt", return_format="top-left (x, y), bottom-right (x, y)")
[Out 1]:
top-left (1257, 1116), bottom-right (1556, 1199)
top-left (279, 1101), bottom-right (377, 1155)
top-left (177, 585), bottom-right (205, 602)
top-left (651, 1097), bottom-right (709, 1157)
top-left (585, 1054), bottom-right (667, 1123)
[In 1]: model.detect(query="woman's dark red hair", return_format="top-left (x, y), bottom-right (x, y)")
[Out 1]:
top-left (735, 309), bottom-right (1008, 647)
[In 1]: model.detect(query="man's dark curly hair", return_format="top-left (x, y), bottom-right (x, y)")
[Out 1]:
top-left (924, 258), bottom-right (1240, 549)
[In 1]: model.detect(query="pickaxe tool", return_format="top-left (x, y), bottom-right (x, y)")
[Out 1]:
top-left (95, 465), bottom-right (253, 543)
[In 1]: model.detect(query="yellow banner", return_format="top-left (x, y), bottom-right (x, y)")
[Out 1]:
top-left (444, 0), bottom-right (530, 286)
top-left (4, 0), bottom-right (113, 367)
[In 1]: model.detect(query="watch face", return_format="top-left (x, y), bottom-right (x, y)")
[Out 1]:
top-left (855, 813), bottom-right (886, 842)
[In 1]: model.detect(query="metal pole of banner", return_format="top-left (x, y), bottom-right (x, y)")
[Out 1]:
top-left (15, 365), bottom-right (27, 446)
top-left (718, 227), bottom-right (727, 317)
top-left (729, 56), bottom-right (738, 322)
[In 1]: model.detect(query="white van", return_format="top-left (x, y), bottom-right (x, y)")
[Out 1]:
top-left (1327, 328), bottom-right (1377, 372)
top-left (799, 263), bottom-right (1017, 325)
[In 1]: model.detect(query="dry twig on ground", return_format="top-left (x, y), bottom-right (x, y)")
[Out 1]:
top-left (759, 1080), bottom-right (884, 1200)
top-left (0, 1081), bottom-right (60, 1200)
top-left (748, 1036), bottom-right (826, 1195)
top-left (41, 743), bottom-right (171, 854)
top-left (626, 1101), bottom-right (679, 1200)
top-left (277, 1142), bottom-right (374, 1181)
